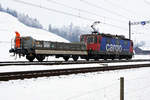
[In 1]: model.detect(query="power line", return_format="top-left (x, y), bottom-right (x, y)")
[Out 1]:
top-left (81, 0), bottom-right (133, 20)
top-left (47, 0), bottom-right (105, 20)
top-left (13, 0), bottom-right (128, 31)
top-left (47, 0), bottom-right (127, 23)
top-left (13, 0), bottom-right (94, 21)
top-left (104, 0), bottom-right (138, 15)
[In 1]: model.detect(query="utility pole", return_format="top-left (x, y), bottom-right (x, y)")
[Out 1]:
top-left (129, 21), bottom-right (131, 40)
top-left (120, 77), bottom-right (124, 100)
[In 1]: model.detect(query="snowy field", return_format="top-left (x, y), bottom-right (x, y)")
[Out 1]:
top-left (0, 54), bottom-right (150, 100)
top-left (0, 7), bottom-right (150, 100)
top-left (0, 67), bottom-right (150, 100)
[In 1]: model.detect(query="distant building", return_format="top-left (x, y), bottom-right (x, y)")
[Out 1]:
top-left (134, 47), bottom-right (150, 55)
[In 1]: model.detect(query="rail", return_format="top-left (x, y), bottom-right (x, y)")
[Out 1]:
top-left (0, 63), bottom-right (150, 81)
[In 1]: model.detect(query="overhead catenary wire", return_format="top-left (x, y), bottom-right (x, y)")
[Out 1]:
top-left (80, 0), bottom-right (134, 21)
top-left (104, 0), bottom-right (139, 15)
top-left (13, 0), bottom-right (94, 21)
top-left (13, 0), bottom-right (128, 31)
top-left (47, 0), bottom-right (127, 23)
top-left (80, 0), bottom-right (150, 35)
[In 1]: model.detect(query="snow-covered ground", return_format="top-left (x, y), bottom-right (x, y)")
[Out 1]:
top-left (0, 54), bottom-right (150, 100)
top-left (0, 6), bottom-right (150, 100)
top-left (0, 12), bottom-right (69, 61)
top-left (0, 67), bottom-right (150, 100)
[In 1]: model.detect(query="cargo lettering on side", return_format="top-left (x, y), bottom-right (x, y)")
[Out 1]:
top-left (106, 44), bottom-right (122, 52)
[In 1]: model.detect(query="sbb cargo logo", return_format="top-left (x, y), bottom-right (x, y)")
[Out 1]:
top-left (106, 44), bottom-right (122, 52)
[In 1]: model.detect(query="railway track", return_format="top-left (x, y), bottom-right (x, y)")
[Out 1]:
top-left (0, 63), bottom-right (150, 81)
top-left (0, 59), bottom-right (150, 66)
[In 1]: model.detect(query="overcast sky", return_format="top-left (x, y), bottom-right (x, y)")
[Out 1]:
top-left (1, 0), bottom-right (150, 46)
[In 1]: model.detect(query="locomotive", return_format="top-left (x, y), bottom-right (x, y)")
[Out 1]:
top-left (80, 33), bottom-right (133, 60)
top-left (9, 30), bottom-right (133, 62)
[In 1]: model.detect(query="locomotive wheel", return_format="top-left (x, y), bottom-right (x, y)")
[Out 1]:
top-left (63, 56), bottom-right (69, 61)
top-left (111, 57), bottom-right (114, 60)
top-left (126, 57), bottom-right (130, 60)
top-left (104, 58), bottom-right (107, 61)
top-left (26, 54), bottom-right (35, 62)
top-left (36, 55), bottom-right (45, 62)
top-left (126, 58), bottom-right (129, 60)
top-left (72, 56), bottom-right (78, 61)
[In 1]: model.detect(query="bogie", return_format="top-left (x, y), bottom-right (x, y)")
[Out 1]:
top-left (72, 56), bottom-right (79, 61)
top-left (63, 56), bottom-right (70, 61)
top-left (26, 53), bottom-right (35, 62)
top-left (36, 54), bottom-right (45, 62)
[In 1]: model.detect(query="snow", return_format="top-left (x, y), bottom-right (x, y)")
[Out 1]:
top-left (0, 67), bottom-right (150, 100)
top-left (0, 12), bottom-right (69, 61)
top-left (0, 2), bottom-right (150, 100)
top-left (0, 54), bottom-right (150, 100)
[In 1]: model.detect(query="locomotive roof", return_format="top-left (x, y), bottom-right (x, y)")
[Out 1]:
top-left (81, 33), bottom-right (130, 40)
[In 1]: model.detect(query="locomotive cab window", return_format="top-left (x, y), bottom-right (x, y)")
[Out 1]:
top-left (87, 36), bottom-right (97, 44)
top-left (87, 36), bottom-right (94, 44)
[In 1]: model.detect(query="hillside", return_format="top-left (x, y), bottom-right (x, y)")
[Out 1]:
top-left (0, 12), bottom-right (69, 61)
